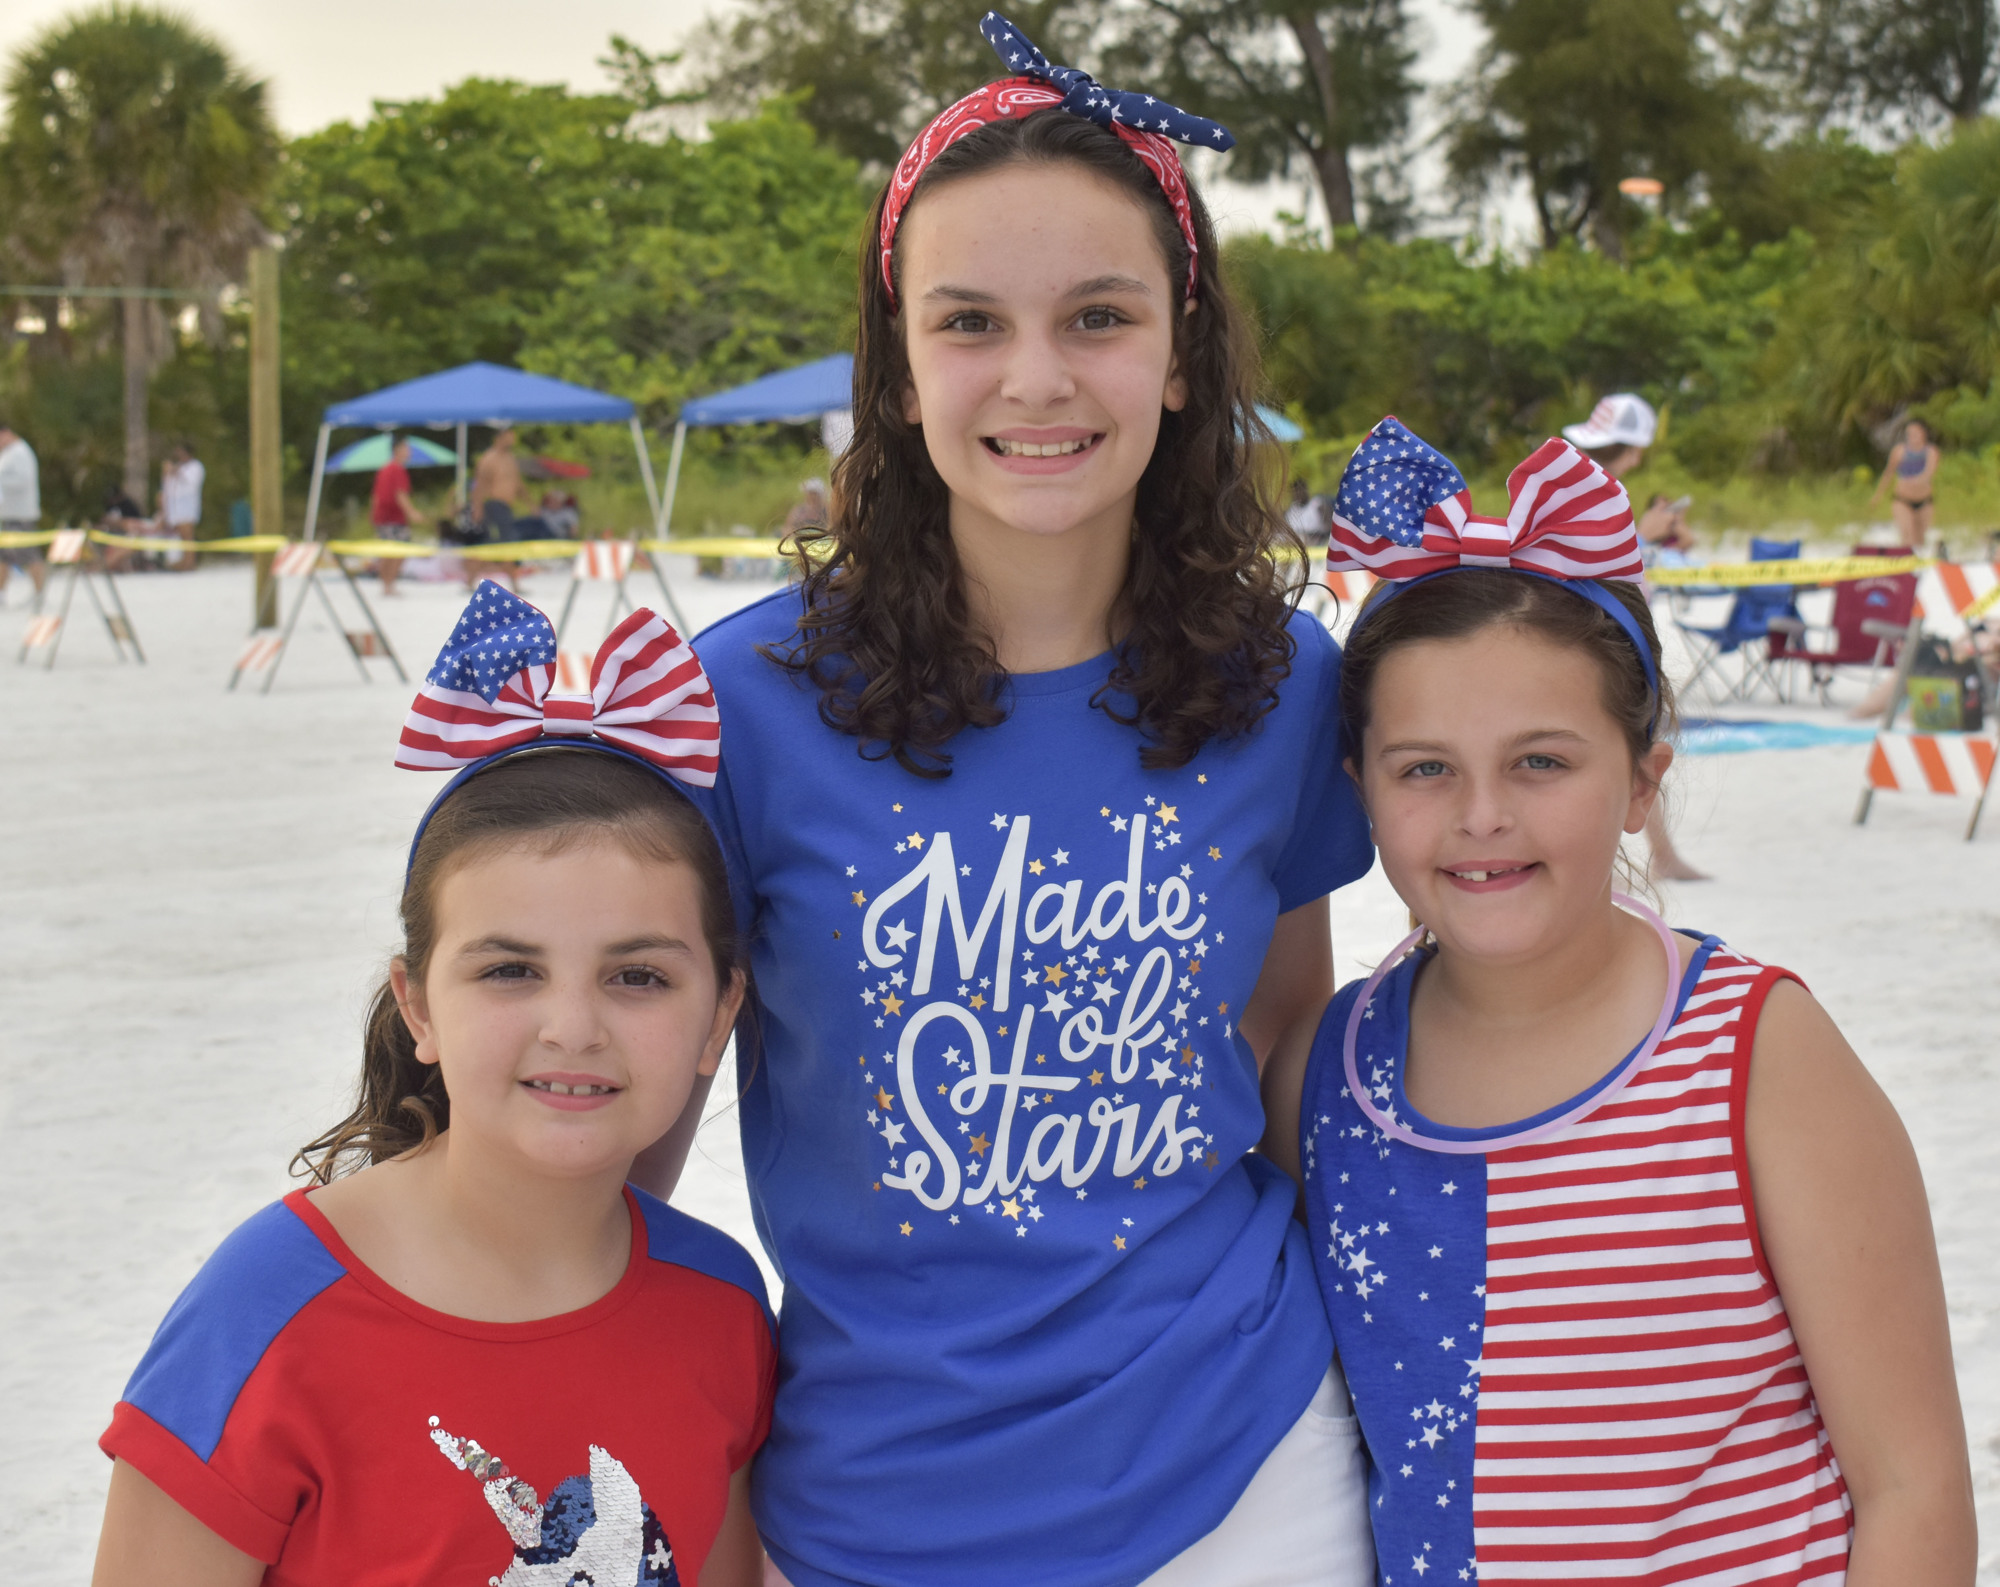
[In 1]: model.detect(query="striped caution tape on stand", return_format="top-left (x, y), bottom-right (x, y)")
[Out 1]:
top-left (1646, 555), bottom-right (1933, 587)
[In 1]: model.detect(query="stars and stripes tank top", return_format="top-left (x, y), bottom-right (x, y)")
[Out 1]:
top-left (1299, 934), bottom-right (1852, 1585)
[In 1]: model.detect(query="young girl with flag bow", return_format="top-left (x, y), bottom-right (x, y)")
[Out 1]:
top-left (667, 10), bottom-right (1376, 1586)
top-left (94, 587), bottom-right (775, 1587)
top-left (1260, 419), bottom-right (1974, 1585)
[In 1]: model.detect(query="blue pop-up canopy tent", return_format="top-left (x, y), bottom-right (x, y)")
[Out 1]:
top-left (658, 354), bottom-right (854, 536)
top-left (303, 361), bottom-right (660, 541)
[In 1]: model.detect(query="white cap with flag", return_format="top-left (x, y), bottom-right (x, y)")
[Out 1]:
top-left (1562, 393), bottom-right (1658, 450)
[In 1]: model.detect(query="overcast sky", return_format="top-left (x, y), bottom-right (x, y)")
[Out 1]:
top-left (0, 0), bottom-right (1503, 240)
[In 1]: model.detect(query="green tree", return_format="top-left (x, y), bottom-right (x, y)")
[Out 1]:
top-left (694, 0), bottom-right (1111, 170)
top-left (1770, 116), bottom-right (2000, 456)
top-left (1104, 0), bottom-right (1418, 231)
top-left (277, 80), bottom-right (869, 469)
top-left (1739, 0), bottom-right (1998, 129)
top-left (0, 4), bottom-right (277, 501)
top-left (1446, 0), bottom-right (1753, 258)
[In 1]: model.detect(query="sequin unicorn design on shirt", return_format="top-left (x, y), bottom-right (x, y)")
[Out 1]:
top-left (430, 1418), bottom-right (680, 1586)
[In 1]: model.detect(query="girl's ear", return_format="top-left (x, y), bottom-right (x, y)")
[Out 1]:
top-left (1343, 755), bottom-right (1372, 830)
top-left (389, 958), bottom-right (441, 1068)
top-left (901, 374), bottom-right (923, 428)
top-left (1625, 741), bottom-right (1675, 835)
top-left (698, 969), bottom-right (749, 1079)
top-left (1163, 297), bottom-right (1195, 414)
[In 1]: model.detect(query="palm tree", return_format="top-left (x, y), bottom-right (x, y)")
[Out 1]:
top-left (1, 5), bottom-right (278, 502)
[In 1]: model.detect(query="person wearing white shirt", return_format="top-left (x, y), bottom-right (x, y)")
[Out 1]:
top-left (0, 419), bottom-right (46, 599)
top-left (159, 442), bottom-right (205, 571)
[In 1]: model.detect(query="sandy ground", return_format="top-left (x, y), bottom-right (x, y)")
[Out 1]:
top-left (3, 561), bottom-right (1997, 1580)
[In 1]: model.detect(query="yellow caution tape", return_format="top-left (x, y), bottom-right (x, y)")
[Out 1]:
top-left (1647, 555), bottom-right (1933, 587)
top-left (1964, 582), bottom-right (2000, 621)
top-left (0, 529), bottom-right (56, 549)
top-left (87, 529), bottom-right (288, 553)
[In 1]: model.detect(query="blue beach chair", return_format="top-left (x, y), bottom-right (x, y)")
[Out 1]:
top-left (1671, 537), bottom-right (1801, 704)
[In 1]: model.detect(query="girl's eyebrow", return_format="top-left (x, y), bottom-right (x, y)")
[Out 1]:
top-left (1066, 273), bottom-right (1152, 297)
top-left (605, 934), bottom-right (694, 956)
top-left (457, 933), bottom-right (694, 957)
top-left (922, 284), bottom-right (1000, 304)
top-left (1377, 728), bottom-right (1589, 756)
top-left (459, 935), bottom-right (539, 957)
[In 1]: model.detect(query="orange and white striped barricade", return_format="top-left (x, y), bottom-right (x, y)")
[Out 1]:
top-left (17, 527), bottom-right (145, 669)
top-left (1856, 729), bottom-right (1997, 839)
top-left (1300, 557), bottom-right (1377, 630)
top-left (553, 538), bottom-right (639, 647)
top-left (552, 539), bottom-right (636, 643)
top-left (1913, 561), bottom-right (2000, 640)
top-left (229, 540), bottom-right (406, 694)
top-left (555, 649), bottom-right (595, 693)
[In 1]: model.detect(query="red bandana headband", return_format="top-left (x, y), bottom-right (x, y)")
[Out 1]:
top-left (879, 12), bottom-right (1235, 307)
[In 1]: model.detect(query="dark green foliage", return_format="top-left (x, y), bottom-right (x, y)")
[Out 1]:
top-left (1446, 0), bottom-right (1756, 257)
top-left (1742, 0), bottom-right (1999, 129)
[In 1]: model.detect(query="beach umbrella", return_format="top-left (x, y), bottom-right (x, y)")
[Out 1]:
top-left (325, 434), bottom-right (457, 473)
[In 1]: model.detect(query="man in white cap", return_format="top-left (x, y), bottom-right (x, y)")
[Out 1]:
top-left (1567, 392), bottom-right (1710, 882)
top-left (1564, 391), bottom-right (1658, 468)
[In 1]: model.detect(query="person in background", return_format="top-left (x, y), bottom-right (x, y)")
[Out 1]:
top-left (1637, 491), bottom-right (1694, 564)
top-left (370, 436), bottom-right (419, 597)
top-left (536, 489), bottom-right (580, 539)
top-left (1869, 417), bottom-right (1940, 551)
top-left (468, 428), bottom-right (525, 592)
top-left (781, 476), bottom-right (828, 537)
top-left (159, 442), bottom-right (204, 572)
top-left (0, 418), bottom-right (46, 603)
top-left (1284, 478), bottom-right (1329, 545)
top-left (97, 484), bottom-right (153, 573)
top-left (1564, 392), bottom-right (1710, 881)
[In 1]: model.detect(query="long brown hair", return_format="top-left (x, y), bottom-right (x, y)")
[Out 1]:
top-left (768, 108), bottom-right (1303, 776)
top-left (292, 749), bottom-right (740, 1183)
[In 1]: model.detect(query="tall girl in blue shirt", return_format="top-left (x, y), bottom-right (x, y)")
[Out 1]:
top-left (652, 12), bottom-right (1375, 1586)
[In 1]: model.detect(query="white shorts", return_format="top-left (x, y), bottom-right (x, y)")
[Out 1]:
top-left (762, 1363), bottom-right (1374, 1587)
top-left (1137, 1363), bottom-right (1373, 1587)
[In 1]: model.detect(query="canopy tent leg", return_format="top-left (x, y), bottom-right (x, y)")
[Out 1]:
top-left (455, 423), bottom-right (468, 509)
top-left (630, 415), bottom-right (661, 528)
top-left (300, 423), bottom-right (332, 543)
top-left (657, 420), bottom-right (686, 539)
top-left (645, 419), bottom-right (691, 634)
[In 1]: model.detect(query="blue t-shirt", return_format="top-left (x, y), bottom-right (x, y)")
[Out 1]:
top-left (689, 592), bottom-right (1372, 1587)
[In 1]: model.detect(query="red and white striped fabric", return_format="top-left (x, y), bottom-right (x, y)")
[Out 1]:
top-left (398, 602), bottom-right (719, 784)
top-left (22, 614), bottom-right (60, 648)
top-left (1328, 417), bottom-right (1645, 586)
top-left (1474, 949), bottom-right (1851, 1581)
top-left (573, 539), bottom-right (635, 581)
top-left (48, 529), bottom-right (88, 564)
top-left (272, 542), bottom-right (321, 577)
top-left (1865, 730), bottom-right (1996, 797)
top-left (236, 634), bottom-right (283, 672)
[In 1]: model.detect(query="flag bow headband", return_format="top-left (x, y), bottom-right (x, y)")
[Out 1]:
top-left (1328, 415), bottom-right (1659, 717)
top-left (879, 11), bottom-right (1234, 306)
top-left (397, 581), bottom-right (720, 866)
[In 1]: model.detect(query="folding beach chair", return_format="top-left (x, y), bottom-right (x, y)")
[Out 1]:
top-left (1668, 537), bottom-right (1800, 704)
top-left (1770, 547), bottom-right (1917, 707)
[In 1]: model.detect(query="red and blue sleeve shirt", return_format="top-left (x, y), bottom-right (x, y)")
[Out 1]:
top-left (101, 1186), bottom-right (775, 1587)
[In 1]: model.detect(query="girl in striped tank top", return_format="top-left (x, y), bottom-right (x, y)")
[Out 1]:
top-left (1261, 418), bottom-right (1973, 1586)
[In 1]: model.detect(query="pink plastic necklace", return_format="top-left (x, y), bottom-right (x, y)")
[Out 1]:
top-left (1340, 893), bottom-right (1682, 1156)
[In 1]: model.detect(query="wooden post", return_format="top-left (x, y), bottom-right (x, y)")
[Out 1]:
top-left (249, 245), bottom-right (282, 629)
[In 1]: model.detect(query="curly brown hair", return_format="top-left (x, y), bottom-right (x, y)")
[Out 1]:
top-left (766, 108), bottom-right (1304, 777)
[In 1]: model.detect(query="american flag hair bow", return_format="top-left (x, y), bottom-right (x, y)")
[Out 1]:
top-left (879, 12), bottom-right (1232, 304)
top-left (397, 581), bottom-right (719, 785)
top-left (1327, 416), bottom-right (1645, 585)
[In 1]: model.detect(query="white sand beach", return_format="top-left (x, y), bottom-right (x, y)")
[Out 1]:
top-left (3, 562), bottom-right (1996, 1579)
